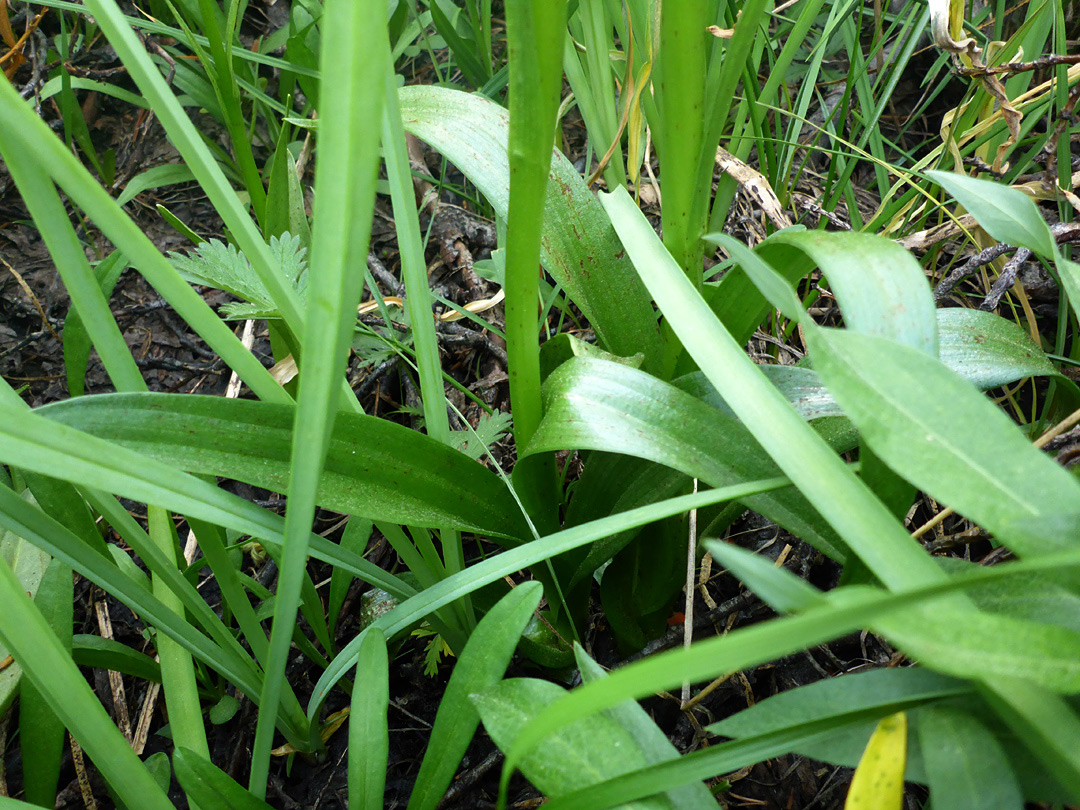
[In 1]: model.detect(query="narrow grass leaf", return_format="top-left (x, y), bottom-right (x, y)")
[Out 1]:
top-left (116, 163), bottom-right (197, 206)
top-left (0, 556), bottom-right (174, 810)
top-left (0, 75), bottom-right (290, 404)
top-left (497, 549), bottom-right (1080, 804)
top-left (575, 646), bottom-right (716, 809)
top-left (19, 557), bottom-right (73, 808)
top-left (843, 712), bottom-right (907, 810)
top-left (599, 186), bottom-right (944, 587)
top-left (174, 747), bottom-right (276, 810)
top-left (349, 628), bottom-right (389, 810)
top-left (918, 706), bottom-right (1023, 810)
top-left (308, 479), bottom-right (793, 723)
top-left (408, 582), bottom-right (542, 810)
top-left (251, 0), bottom-right (386, 786)
top-left (807, 327), bottom-right (1080, 556)
top-left (0, 406), bottom-right (415, 601)
top-left (926, 170), bottom-right (1056, 256)
top-left (711, 541), bottom-right (1080, 692)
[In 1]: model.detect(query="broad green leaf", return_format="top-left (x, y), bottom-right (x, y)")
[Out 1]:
top-left (499, 546), bottom-right (1080, 797)
top-left (711, 541), bottom-right (1080, 692)
top-left (807, 327), bottom-right (1080, 557)
top-left (531, 356), bottom-right (845, 560)
top-left (976, 677), bottom-right (1080, 801)
top-left (598, 185), bottom-right (946, 591)
top-left (575, 646), bottom-right (717, 810)
top-left (0, 554), bottom-right (174, 810)
top-left (756, 230), bottom-right (938, 356)
top-left (408, 582), bottom-right (542, 810)
top-left (349, 628), bottom-right (389, 810)
top-left (35, 393), bottom-right (528, 542)
top-left (709, 668), bottom-right (969, 740)
top-left (938, 558), bottom-right (1080, 632)
top-left (844, 712), bottom-right (906, 810)
top-left (926, 170), bottom-right (1056, 257)
top-left (918, 706), bottom-right (1023, 810)
top-left (472, 678), bottom-right (670, 808)
top-left (398, 85), bottom-right (665, 373)
top-left (937, 307), bottom-right (1062, 389)
top-left (174, 747), bottom-right (276, 810)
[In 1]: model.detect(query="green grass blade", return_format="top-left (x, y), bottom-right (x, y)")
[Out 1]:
top-left (498, 549), bottom-right (1080, 806)
top-left (655, 0), bottom-right (706, 283)
top-left (348, 628), bottom-right (390, 810)
top-left (17, 557), bottom-right (72, 808)
top-left (307, 478), bottom-right (792, 723)
top-left (249, 0), bottom-right (387, 791)
top-left (0, 556), bottom-right (174, 810)
top-left (148, 506), bottom-right (211, 764)
top-left (81, 0), bottom-right (303, 329)
top-left (407, 582), bottom-right (542, 810)
top-left (600, 186), bottom-right (943, 587)
top-left (0, 76), bottom-right (290, 405)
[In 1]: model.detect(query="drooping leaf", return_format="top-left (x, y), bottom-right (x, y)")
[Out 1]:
top-left (926, 170), bottom-right (1056, 257)
top-left (35, 393), bottom-right (528, 541)
top-left (807, 327), bottom-right (1080, 558)
top-left (531, 356), bottom-right (845, 559)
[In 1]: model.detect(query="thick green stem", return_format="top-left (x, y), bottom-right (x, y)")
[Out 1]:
top-left (504, 0), bottom-right (569, 529)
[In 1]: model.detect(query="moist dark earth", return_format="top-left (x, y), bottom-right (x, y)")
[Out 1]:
top-left (2, 3), bottom-right (1078, 808)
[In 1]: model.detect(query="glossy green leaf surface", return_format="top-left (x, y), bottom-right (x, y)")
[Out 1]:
top-left (808, 327), bottom-right (1080, 557)
top-left (35, 393), bottom-right (528, 541)
top-left (472, 678), bottom-right (669, 809)
top-left (531, 356), bottom-right (844, 559)
top-left (398, 85), bottom-right (665, 373)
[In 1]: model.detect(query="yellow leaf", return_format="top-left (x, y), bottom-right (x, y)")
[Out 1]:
top-left (844, 711), bottom-right (907, 810)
